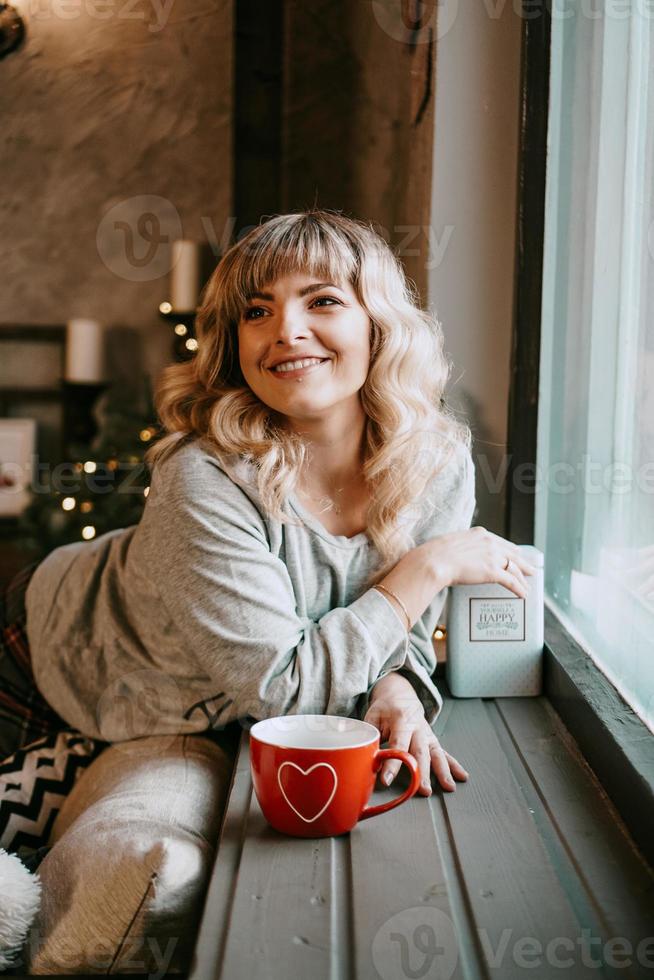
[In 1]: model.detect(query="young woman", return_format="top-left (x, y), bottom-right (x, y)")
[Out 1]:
top-left (1, 209), bottom-right (536, 808)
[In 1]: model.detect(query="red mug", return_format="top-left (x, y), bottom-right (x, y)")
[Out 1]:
top-left (249, 714), bottom-right (421, 838)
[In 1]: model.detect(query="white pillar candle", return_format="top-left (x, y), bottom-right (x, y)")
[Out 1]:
top-left (65, 319), bottom-right (104, 383)
top-left (170, 240), bottom-right (201, 312)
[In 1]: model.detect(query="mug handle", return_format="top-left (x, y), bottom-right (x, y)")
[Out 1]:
top-left (358, 748), bottom-right (421, 821)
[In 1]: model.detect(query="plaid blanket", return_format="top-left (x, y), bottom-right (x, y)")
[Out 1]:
top-left (0, 561), bottom-right (69, 762)
top-left (0, 562), bottom-right (107, 865)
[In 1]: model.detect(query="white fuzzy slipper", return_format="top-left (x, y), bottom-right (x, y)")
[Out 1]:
top-left (0, 848), bottom-right (42, 972)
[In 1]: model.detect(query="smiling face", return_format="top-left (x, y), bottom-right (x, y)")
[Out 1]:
top-left (237, 271), bottom-right (372, 427)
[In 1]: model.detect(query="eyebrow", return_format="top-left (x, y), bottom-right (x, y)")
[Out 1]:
top-left (245, 282), bottom-right (343, 302)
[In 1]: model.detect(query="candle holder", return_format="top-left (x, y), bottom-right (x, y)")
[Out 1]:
top-left (60, 379), bottom-right (109, 460)
top-left (158, 302), bottom-right (198, 363)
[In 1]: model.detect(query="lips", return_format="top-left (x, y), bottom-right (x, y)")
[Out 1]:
top-left (267, 356), bottom-right (329, 371)
top-left (267, 358), bottom-right (330, 379)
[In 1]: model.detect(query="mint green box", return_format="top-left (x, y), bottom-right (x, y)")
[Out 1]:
top-left (445, 545), bottom-right (544, 697)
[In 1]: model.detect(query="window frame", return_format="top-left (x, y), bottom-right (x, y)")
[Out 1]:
top-left (507, 1), bottom-right (654, 867)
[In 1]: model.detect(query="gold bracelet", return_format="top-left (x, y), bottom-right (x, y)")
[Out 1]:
top-left (374, 584), bottom-right (411, 632)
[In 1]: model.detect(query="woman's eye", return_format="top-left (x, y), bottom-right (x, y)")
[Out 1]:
top-left (242, 296), bottom-right (340, 321)
top-left (243, 306), bottom-right (265, 320)
top-left (312, 296), bottom-right (340, 307)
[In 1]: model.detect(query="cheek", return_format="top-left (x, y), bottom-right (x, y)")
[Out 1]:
top-left (237, 334), bottom-right (259, 373)
top-left (352, 335), bottom-right (372, 375)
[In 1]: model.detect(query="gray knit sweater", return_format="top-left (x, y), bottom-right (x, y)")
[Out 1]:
top-left (25, 435), bottom-right (476, 742)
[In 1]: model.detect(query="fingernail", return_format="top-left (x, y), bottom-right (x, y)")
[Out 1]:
top-left (421, 781), bottom-right (432, 793)
top-left (447, 779), bottom-right (456, 789)
top-left (383, 772), bottom-right (393, 786)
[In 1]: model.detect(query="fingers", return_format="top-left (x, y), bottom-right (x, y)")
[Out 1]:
top-left (511, 563), bottom-right (530, 595)
top-left (497, 568), bottom-right (529, 599)
top-left (411, 735), bottom-right (435, 797)
top-left (501, 561), bottom-right (528, 595)
top-left (483, 530), bottom-right (539, 577)
top-left (429, 740), bottom-right (458, 791)
top-left (507, 550), bottom-right (539, 580)
top-left (412, 741), bottom-right (469, 796)
top-left (379, 724), bottom-right (411, 787)
top-left (363, 702), bottom-right (390, 743)
top-left (376, 701), bottom-right (472, 797)
top-left (444, 751), bottom-right (469, 782)
top-left (491, 538), bottom-right (537, 599)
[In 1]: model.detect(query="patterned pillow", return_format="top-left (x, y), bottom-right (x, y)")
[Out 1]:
top-left (24, 734), bottom-right (235, 976)
top-left (0, 730), bottom-right (106, 863)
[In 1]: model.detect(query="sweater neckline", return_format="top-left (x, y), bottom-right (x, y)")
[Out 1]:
top-left (287, 493), bottom-right (371, 549)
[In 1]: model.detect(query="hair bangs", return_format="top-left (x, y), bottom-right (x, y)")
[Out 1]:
top-left (146, 208), bottom-right (472, 579)
top-left (224, 213), bottom-right (360, 325)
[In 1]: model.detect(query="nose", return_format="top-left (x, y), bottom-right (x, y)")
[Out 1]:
top-left (272, 304), bottom-right (310, 345)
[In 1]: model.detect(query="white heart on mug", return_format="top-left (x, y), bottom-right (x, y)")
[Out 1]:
top-left (277, 761), bottom-right (338, 823)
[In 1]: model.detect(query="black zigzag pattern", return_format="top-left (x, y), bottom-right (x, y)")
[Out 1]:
top-left (0, 730), bottom-right (58, 776)
top-left (0, 731), bottom-right (96, 776)
top-left (0, 730), bottom-right (106, 853)
top-left (1, 752), bottom-right (99, 851)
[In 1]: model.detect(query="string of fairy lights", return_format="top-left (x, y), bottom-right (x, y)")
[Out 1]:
top-left (51, 295), bottom-right (198, 542)
top-left (56, 424), bottom-right (157, 542)
top-left (159, 301), bottom-right (199, 357)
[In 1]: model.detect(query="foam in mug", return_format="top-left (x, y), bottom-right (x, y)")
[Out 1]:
top-left (249, 715), bottom-right (421, 837)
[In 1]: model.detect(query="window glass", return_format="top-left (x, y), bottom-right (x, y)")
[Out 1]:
top-left (536, 2), bottom-right (654, 731)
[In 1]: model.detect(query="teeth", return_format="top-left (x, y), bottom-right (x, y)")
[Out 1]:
top-left (272, 357), bottom-right (325, 373)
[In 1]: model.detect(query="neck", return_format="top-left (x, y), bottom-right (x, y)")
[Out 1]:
top-left (282, 401), bottom-right (368, 491)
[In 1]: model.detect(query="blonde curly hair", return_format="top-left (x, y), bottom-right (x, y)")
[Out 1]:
top-left (145, 209), bottom-right (471, 582)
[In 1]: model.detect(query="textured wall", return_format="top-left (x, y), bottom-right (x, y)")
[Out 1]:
top-left (429, 3), bottom-right (522, 535)
top-left (0, 0), bottom-right (233, 388)
top-left (281, 0), bottom-right (437, 303)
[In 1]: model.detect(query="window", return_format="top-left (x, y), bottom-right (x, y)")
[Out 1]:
top-left (536, 2), bottom-right (654, 732)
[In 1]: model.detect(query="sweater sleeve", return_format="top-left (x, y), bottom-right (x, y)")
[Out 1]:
top-left (144, 449), bottom-right (411, 725)
top-left (354, 441), bottom-right (478, 727)
top-left (352, 591), bottom-right (445, 726)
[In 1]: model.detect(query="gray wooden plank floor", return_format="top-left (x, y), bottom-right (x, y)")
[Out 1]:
top-left (190, 694), bottom-right (654, 980)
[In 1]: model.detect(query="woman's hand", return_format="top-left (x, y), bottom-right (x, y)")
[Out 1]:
top-left (425, 526), bottom-right (539, 599)
top-left (363, 672), bottom-right (468, 795)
